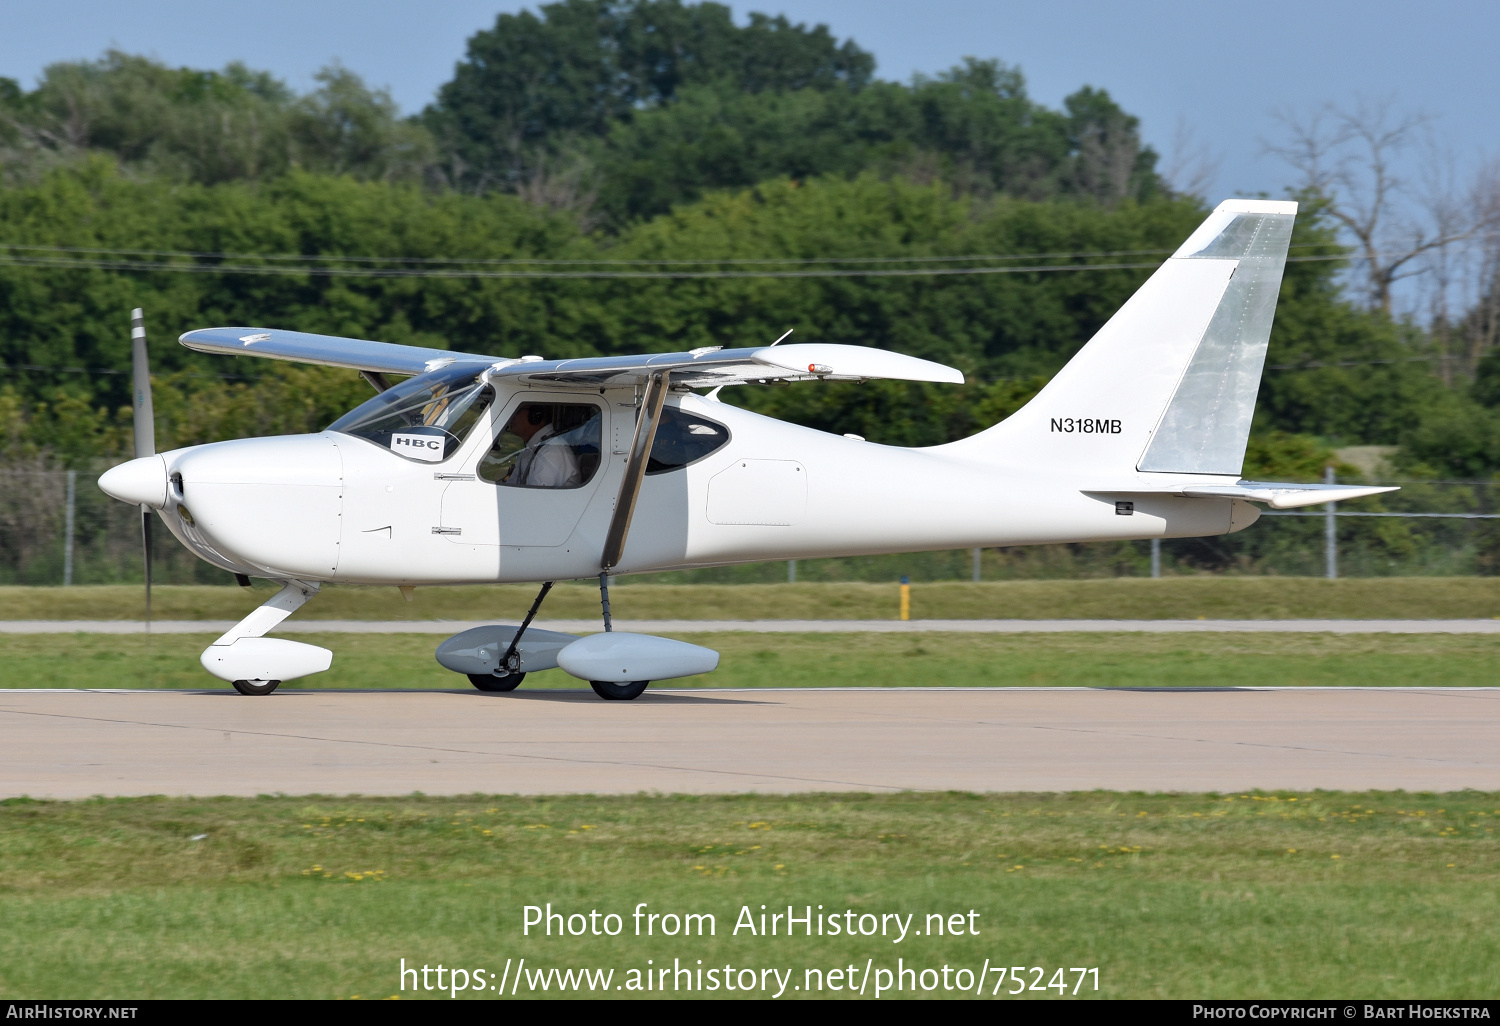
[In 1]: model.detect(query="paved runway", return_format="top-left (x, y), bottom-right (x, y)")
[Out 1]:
top-left (4, 619), bottom-right (1500, 634)
top-left (2, 687), bottom-right (1496, 797)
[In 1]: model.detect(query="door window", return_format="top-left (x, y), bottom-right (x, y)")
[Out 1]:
top-left (480, 402), bottom-right (603, 488)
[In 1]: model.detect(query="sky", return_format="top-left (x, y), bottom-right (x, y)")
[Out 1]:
top-left (3, 0), bottom-right (1497, 220)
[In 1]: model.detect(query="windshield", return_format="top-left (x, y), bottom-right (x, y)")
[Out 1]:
top-left (328, 364), bottom-right (492, 463)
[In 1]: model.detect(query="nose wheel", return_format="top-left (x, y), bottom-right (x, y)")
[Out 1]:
top-left (232, 679), bottom-right (280, 696)
top-left (468, 672), bottom-right (526, 692)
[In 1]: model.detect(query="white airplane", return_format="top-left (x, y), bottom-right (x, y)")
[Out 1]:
top-left (99, 198), bottom-right (1394, 699)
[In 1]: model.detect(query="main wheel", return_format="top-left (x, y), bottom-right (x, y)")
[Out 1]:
top-left (232, 679), bottom-right (280, 696)
top-left (469, 672), bottom-right (525, 692)
top-left (589, 680), bottom-right (649, 701)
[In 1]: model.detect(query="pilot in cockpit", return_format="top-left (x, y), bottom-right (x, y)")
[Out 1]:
top-left (503, 404), bottom-right (583, 488)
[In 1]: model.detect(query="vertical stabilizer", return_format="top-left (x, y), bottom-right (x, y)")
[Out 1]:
top-left (943, 199), bottom-right (1296, 478)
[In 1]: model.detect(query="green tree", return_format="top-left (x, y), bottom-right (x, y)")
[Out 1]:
top-left (1253, 196), bottom-right (1449, 444)
top-left (0, 163), bottom-right (1468, 473)
top-left (0, 52), bottom-right (434, 186)
top-left (1394, 393), bottom-right (1500, 478)
top-left (573, 58), bottom-right (1161, 223)
top-left (1, 52), bottom-right (293, 183)
top-left (286, 66), bottom-right (435, 182)
top-left (1473, 346), bottom-right (1500, 408)
top-left (0, 161), bottom-right (583, 438)
top-left (1241, 431), bottom-right (1343, 481)
top-left (423, 0), bottom-right (872, 191)
top-left (1059, 85), bottom-right (1160, 203)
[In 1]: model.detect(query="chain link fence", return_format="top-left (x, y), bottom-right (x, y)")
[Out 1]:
top-left (0, 464), bottom-right (229, 586)
top-left (2, 466), bottom-right (1497, 585)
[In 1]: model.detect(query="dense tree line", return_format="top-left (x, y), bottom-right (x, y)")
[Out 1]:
top-left (0, 0), bottom-right (1495, 487)
top-left (1, 0), bottom-right (1159, 223)
top-left (1, 165), bottom-right (1487, 477)
top-left (0, 53), bottom-right (432, 187)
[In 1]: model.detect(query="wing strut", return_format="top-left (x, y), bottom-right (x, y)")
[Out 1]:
top-left (601, 371), bottom-right (670, 572)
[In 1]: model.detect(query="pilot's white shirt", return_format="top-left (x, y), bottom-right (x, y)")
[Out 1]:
top-left (513, 423), bottom-right (581, 487)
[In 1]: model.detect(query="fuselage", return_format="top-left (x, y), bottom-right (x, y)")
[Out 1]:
top-left (116, 382), bottom-right (1256, 586)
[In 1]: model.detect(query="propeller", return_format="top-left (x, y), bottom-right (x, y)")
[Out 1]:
top-left (130, 308), bottom-right (155, 627)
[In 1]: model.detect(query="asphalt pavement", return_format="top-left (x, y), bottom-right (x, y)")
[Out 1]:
top-left (3, 686), bottom-right (1496, 797)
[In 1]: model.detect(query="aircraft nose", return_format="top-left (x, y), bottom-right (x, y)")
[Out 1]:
top-left (98, 455), bottom-right (168, 507)
top-left (170, 433), bottom-right (343, 579)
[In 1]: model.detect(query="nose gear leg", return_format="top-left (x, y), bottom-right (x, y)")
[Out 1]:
top-left (200, 580), bottom-right (329, 694)
top-left (212, 580), bottom-right (319, 646)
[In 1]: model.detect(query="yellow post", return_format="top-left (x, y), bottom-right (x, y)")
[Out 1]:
top-left (899, 575), bottom-right (910, 621)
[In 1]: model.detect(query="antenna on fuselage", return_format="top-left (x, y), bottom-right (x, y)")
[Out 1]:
top-left (768, 328), bottom-right (793, 347)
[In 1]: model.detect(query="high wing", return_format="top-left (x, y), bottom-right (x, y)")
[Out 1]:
top-left (490, 342), bottom-right (962, 387)
top-left (179, 326), bottom-right (481, 376)
top-left (178, 326), bottom-right (964, 386)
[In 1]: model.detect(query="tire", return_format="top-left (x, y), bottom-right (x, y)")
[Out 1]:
top-left (232, 679), bottom-right (280, 696)
top-left (469, 672), bottom-right (525, 692)
top-left (590, 680), bottom-right (649, 701)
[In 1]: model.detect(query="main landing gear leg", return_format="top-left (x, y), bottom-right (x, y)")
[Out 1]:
top-left (468, 581), bottom-right (553, 692)
top-left (586, 571), bottom-right (648, 700)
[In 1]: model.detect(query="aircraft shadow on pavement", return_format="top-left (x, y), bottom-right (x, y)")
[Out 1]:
top-left (471, 689), bottom-right (770, 706)
top-left (206, 688), bottom-right (776, 705)
top-left (1098, 686), bottom-right (1257, 692)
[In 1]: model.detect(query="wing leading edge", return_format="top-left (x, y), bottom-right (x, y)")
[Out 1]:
top-left (179, 327), bottom-right (488, 376)
top-left (178, 327), bottom-right (964, 387)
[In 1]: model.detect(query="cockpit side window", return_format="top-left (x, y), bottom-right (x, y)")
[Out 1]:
top-left (328, 364), bottom-right (492, 463)
top-left (480, 402), bottom-right (603, 488)
top-left (646, 406), bottom-right (730, 474)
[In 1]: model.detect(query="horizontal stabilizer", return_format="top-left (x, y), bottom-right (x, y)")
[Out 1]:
top-left (180, 327), bottom-right (963, 388)
top-left (1095, 480), bottom-right (1399, 509)
top-left (1180, 481), bottom-right (1399, 509)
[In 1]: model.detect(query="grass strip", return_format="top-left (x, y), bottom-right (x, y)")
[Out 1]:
top-left (2, 577), bottom-right (1499, 622)
top-left (0, 791), bottom-right (1494, 999)
top-left (1, 632), bottom-right (1494, 690)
